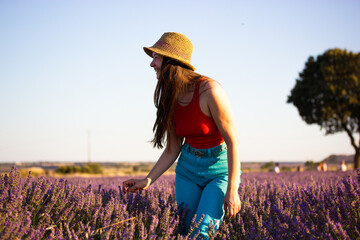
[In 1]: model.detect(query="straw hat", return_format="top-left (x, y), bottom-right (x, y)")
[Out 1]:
top-left (143, 32), bottom-right (195, 71)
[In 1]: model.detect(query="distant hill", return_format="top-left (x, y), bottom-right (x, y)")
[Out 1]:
top-left (322, 154), bottom-right (354, 164)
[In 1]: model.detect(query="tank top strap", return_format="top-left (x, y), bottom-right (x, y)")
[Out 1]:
top-left (192, 77), bottom-right (206, 100)
top-left (193, 82), bottom-right (201, 100)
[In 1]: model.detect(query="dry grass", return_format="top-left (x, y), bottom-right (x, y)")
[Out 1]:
top-left (2, 161), bottom-right (355, 177)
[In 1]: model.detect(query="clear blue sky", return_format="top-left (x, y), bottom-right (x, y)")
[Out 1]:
top-left (1, 0), bottom-right (359, 163)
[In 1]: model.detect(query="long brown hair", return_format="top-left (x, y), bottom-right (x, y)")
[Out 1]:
top-left (152, 57), bottom-right (202, 149)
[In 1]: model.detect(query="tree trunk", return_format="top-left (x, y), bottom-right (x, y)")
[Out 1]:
top-left (342, 124), bottom-right (360, 169)
top-left (355, 130), bottom-right (360, 169)
top-left (354, 149), bottom-right (360, 170)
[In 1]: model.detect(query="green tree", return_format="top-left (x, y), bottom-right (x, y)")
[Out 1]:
top-left (261, 161), bottom-right (275, 170)
top-left (287, 49), bottom-right (360, 169)
top-left (304, 160), bottom-right (318, 170)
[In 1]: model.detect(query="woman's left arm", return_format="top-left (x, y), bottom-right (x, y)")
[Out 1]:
top-left (205, 80), bottom-right (241, 218)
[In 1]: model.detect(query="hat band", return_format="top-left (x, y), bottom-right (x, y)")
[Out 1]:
top-left (154, 40), bottom-right (191, 63)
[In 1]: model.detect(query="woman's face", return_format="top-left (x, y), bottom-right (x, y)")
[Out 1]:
top-left (150, 52), bottom-right (163, 80)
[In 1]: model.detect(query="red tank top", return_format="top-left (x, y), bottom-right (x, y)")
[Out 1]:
top-left (174, 81), bottom-right (224, 149)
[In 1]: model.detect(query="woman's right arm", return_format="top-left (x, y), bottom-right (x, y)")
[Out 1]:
top-left (122, 125), bottom-right (181, 193)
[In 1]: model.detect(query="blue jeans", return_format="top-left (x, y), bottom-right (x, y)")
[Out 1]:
top-left (175, 142), bottom-right (237, 238)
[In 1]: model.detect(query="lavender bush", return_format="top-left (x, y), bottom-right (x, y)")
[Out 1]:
top-left (0, 167), bottom-right (359, 239)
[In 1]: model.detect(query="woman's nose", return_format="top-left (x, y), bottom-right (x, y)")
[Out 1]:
top-left (150, 59), bottom-right (155, 67)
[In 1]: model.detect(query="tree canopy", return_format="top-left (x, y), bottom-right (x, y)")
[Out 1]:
top-left (287, 48), bottom-right (360, 169)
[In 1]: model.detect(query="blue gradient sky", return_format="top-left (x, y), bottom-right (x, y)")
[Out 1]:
top-left (1, 0), bottom-right (359, 162)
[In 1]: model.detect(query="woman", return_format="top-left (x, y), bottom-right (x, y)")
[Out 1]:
top-left (123, 32), bottom-right (241, 238)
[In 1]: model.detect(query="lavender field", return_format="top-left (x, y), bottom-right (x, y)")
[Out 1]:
top-left (1, 167), bottom-right (359, 239)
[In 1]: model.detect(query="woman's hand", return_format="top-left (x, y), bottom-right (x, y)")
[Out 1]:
top-left (224, 187), bottom-right (241, 218)
top-left (122, 178), bottom-right (151, 193)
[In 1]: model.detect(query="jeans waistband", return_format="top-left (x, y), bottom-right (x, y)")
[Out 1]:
top-left (182, 142), bottom-right (227, 158)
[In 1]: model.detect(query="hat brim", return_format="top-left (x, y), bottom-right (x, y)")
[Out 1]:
top-left (143, 47), bottom-right (196, 71)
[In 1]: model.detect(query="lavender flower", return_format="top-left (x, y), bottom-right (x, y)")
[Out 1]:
top-left (0, 167), bottom-right (359, 239)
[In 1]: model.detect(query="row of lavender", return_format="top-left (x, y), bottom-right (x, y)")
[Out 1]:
top-left (0, 167), bottom-right (359, 239)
